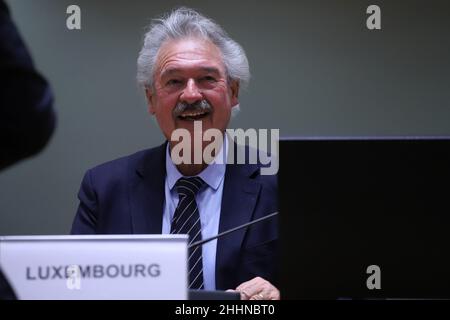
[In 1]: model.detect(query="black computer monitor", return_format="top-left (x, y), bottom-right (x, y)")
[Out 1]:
top-left (279, 137), bottom-right (450, 299)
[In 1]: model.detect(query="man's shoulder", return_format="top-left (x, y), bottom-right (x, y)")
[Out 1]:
top-left (230, 143), bottom-right (278, 179)
top-left (85, 143), bottom-right (166, 179)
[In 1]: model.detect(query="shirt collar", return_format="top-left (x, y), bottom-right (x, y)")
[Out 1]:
top-left (166, 135), bottom-right (228, 191)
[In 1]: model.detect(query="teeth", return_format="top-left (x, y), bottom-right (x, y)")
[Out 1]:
top-left (180, 111), bottom-right (206, 118)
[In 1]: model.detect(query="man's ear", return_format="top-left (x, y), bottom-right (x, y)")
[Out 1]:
top-left (145, 87), bottom-right (156, 114)
top-left (230, 80), bottom-right (240, 106)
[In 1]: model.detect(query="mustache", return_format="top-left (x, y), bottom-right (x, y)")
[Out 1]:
top-left (172, 100), bottom-right (212, 117)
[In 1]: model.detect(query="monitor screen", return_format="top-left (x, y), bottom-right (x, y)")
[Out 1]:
top-left (280, 137), bottom-right (450, 299)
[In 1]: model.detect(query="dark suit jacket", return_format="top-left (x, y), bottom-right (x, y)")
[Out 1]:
top-left (71, 142), bottom-right (278, 290)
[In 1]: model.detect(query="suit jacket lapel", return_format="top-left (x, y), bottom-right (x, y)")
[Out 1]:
top-left (216, 150), bottom-right (261, 289)
top-left (128, 140), bottom-right (262, 289)
top-left (129, 142), bottom-right (167, 234)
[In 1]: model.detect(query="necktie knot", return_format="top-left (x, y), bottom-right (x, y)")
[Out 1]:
top-left (175, 177), bottom-right (205, 197)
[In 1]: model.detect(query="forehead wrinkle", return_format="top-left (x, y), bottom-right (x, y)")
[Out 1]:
top-left (155, 38), bottom-right (225, 80)
top-left (160, 66), bottom-right (222, 79)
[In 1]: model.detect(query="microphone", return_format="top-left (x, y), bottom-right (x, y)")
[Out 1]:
top-left (188, 211), bottom-right (278, 249)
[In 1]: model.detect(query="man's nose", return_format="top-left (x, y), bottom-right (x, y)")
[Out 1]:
top-left (180, 79), bottom-right (202, 104)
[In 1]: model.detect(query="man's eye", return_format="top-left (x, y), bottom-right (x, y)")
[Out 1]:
top-left (166, 79), bottom-right (182, 86)
top-left (201, 76), bottom-right (216, 82)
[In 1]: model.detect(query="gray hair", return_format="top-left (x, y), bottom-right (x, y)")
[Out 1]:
top-left (137, 7), bottom-right (250, 90)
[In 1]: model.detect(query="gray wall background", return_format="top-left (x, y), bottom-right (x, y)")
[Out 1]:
top-left (1, 0), bottom-right (449, 235)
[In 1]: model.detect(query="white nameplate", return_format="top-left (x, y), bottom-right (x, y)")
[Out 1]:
top-left (0, 235), bottom-right (188, 300)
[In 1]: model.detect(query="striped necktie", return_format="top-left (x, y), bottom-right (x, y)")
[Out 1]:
top-left (170, 176), bottom-right (205, 289)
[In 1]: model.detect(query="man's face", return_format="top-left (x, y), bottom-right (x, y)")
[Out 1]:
top-left (146, 37), bottom-right (239, 141)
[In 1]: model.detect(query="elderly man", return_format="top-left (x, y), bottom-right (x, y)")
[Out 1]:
top-left (71, 7), bottom-right (279, 300)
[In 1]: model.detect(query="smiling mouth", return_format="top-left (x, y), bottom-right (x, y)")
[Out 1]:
top-left (177, 110), bottom-right (210, 121)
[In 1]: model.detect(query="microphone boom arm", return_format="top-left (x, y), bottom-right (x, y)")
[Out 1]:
top-left (188, 211), bottom-right (278, 249)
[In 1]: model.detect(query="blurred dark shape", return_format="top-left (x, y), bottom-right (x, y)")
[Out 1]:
top-left (0, 0), bottom-right (56, 170)
top-left (0, 0), bottom-right (56, 299)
